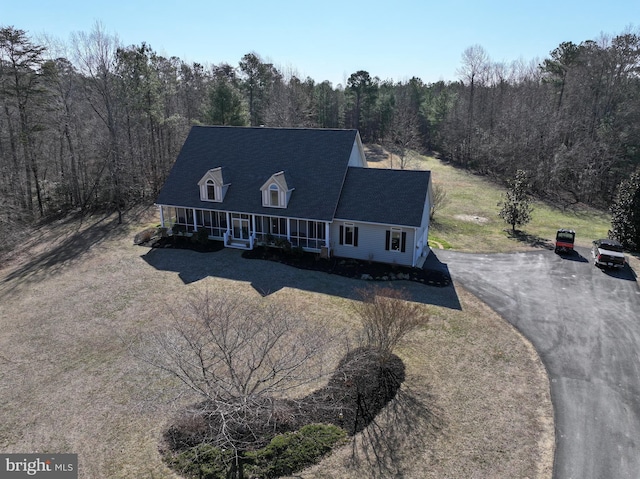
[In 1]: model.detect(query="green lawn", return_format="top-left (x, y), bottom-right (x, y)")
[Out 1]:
top-left (416, 154), bottom-right (612, 253)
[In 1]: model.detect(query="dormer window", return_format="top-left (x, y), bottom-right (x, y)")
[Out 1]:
top-left (261, 171), bottom-right (294, 208)
top-left (198, 167), bottom-right (229, 203)
top-left (269, 184), bottom-right (279, 206)
top-left (206, 180), bottom-right (216, 201)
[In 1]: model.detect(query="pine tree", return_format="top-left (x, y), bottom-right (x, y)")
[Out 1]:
top-left (610, 169), bottom-right (640, 250)
top-left (498, 169), bottom-right (533, 231)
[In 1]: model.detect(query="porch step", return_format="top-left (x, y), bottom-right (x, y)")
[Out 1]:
top-left (228, 241), bottom-right (251, 249)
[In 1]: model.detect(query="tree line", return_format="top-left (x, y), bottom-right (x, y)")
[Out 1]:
top-left (1, 23), bottom-right (639, 238)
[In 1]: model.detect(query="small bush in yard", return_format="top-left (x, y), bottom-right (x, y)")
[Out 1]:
top-left (246, 424), bottom-right (347, 478)
top-left (194, 227), bottom-right (210, 245)
top-left (164, 443), bottom-right (234, 479)
top-left (164, 424), bottom-right (346, 479)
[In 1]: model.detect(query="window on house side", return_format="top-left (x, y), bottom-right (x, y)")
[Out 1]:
top-left (390, 229), bottom-right (401, 251)
top-left (345, 225), bottom-right (354, 245)
top-left (340, 223), bottom-right (358, 247)
top-left (386, 228), bottom-right (406, 252)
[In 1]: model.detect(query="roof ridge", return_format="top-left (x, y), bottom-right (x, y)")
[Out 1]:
top-left (192, 125), bottom-right (357, 132)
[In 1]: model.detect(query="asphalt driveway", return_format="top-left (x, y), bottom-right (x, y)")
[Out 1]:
top-left (434, 247), bottom-right (640, 479)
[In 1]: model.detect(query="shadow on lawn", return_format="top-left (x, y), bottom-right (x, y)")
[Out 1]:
top-left (363, 144), bottom-right (389, 163)
top-left (506, 229), bottom-right (554, 250)
top-left (141, 242), bottom-right (461, 310)
top-left (2, 212), bottom-right (127, 290)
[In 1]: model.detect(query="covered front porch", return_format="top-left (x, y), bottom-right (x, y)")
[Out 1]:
top-left (158, 206), bottom-right (330, 254)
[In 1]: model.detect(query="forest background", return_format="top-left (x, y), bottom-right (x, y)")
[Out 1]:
top-left (1, 23), bottom-right (639, 252)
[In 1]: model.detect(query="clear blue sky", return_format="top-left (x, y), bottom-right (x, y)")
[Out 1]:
top-left (3, 0), bottom-right (638, 86)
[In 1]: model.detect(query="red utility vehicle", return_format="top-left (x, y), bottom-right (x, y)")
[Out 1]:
top-left (555, 229), bottom-right (576, 254)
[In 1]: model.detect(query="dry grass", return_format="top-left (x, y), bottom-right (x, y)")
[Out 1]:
top-left (297, 288), bottom-right (553, 479)
top-left (0, 207), bottom-right (553, 478)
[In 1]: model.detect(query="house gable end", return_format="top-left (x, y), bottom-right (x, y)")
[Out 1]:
top-left (347, 132), bottom-right (367, 167)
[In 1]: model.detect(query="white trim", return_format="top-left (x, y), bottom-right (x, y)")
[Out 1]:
top-left (157, 203), bottom-right (332, 225)
top-left (333, 217), bottom-right (420, 229)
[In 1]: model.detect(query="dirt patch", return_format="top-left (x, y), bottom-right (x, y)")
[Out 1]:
top-left (454, 214), bottom-right (491, 224)
top-left (0, 209), bottom-right (553, 479)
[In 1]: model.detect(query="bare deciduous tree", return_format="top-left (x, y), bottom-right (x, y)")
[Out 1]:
top-left (136, 290), bottom-right (337, 465)
top-left (386, 110), bottom-right (421, 170)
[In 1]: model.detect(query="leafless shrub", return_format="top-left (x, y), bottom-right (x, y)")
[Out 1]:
top-left (133, 227), bottom-right (155, 245)
top-left (430, 183), bottom-right (449, 220)
top-left (352, 286), bottom-right (430, 360)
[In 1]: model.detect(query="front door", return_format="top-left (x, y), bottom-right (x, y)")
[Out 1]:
top-left (232, 218), bottom-right (249, 240)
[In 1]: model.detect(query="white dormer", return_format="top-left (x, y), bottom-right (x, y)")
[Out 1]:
top-left (198, 167), bottom-right (229, 202)
top-left (260, 171), bottom-right (294, 208)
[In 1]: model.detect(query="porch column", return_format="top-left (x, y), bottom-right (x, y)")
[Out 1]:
top-left (286, 217), bottom-right (291, 240)
top-left (159, 206), bottom-right (165, 228)
top-left (192, 208), bottom-right (198, 231)
top-left (325, 222), bottom-right (331, 250)
top-left (413, 228), bottom-right (419, 267)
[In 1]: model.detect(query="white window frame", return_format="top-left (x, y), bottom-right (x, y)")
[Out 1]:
top-left (343, 223), bottom-right (355, 247)
top-left (389, 228), bottom-right (402, 252)
top-left (269, 184), bottom-right (280, 207)
top-left (206, 180), bottom-right (216, 201)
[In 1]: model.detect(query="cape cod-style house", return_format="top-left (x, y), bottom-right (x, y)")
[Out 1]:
top-left (155, 126), bottom-right (433, 267)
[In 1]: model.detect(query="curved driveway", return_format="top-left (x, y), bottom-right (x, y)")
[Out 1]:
top-left (434, 247), bottom-right (640, 479)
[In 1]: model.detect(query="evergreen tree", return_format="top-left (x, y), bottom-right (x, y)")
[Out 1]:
top-left (498, 169), bottom-right (533, 231)
top-left (207, 78), bottom-right (247, 126)
top-left (610, 169), bottom-right (640, 250)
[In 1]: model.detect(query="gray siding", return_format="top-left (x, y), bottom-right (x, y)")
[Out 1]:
top-left (330, 221), bottom-right (415, 267)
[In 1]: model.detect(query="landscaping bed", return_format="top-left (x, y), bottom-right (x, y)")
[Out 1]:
top-left (244, 246), bottom-right (451, 286)
top-left (143, 234), bottom-right (451, 286)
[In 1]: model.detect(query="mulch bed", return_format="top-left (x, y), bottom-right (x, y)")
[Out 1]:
top-left (143, 236), bottom-right (450, 286)
top-left (145, 235), bottom-right (225, 253)
top-left (243, 246), bottom-right (450, 286)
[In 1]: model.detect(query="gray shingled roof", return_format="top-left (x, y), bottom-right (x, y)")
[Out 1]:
top-left (156, 126), bottom-right (358, 221)
top-left (334, 167), bottom-right (431, 227)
